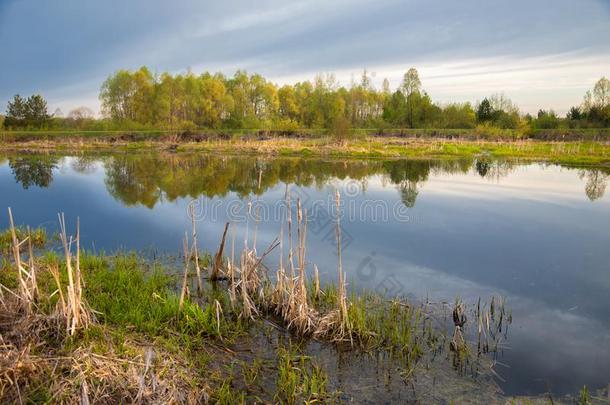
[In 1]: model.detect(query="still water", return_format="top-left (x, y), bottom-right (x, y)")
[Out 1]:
top-left (1, 152), bottom-right (609, 396)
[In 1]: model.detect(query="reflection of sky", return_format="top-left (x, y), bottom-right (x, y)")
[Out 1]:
top-left (1, 158), bottom-right (609, 396)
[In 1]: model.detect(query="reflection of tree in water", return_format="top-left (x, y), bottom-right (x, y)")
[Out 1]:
top-left (384, 160), bottom-right (430, 208)
top-left (475, 159), bottom-right (490, 177)
top-left (104, 154), bottom-right (382, 208)
top-left (382, 159), bottom-right (471, 207)
top-left (579, 169), bottom-right (610, 201)
top-left (475, 158), bottom-right (515, 181)
top-left (101, 154), bottom-right (476, 209)
top-left (8, 156), bottom-right (59, 189)
top-left (71, 156), bottom-right (98, 174)
top-left (9, 153), bottom-right (605, 206)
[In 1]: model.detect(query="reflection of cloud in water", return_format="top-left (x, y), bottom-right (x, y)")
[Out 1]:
top-left (423, 165), bottom-right (609, 205)
top-left (355, 255), bottom-right (610, 395)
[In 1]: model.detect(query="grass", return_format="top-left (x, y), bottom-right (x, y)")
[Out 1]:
top-left (175, 137), bottom-right (610, 166)
top-left (274, 344), bottom-right (333, 404)
top-left (2, 131), bottom-right (610, 165)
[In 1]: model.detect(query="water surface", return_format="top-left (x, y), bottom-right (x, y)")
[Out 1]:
top-left (1, 152), bottom-right (609, 396)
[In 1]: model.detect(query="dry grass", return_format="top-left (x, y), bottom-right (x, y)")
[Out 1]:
top-left (57, 214), bottom-right (94, 336)
top-left (0, 210), bottom-right (210, 404)
top-left (0, 310), bottom-right (210, 404)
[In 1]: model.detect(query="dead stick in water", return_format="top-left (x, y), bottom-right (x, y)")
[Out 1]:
top-left (190, 204), bottom-right (203, 292)
top-left (212, 222), bottom-right (230, 281)
top-left (179, 232), bottom-right (190, 310)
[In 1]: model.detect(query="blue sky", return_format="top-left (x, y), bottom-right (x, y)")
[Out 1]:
top-left (0, 0), bottom-right (609, 115)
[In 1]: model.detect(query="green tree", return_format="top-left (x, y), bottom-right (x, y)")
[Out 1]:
top-left (534, 109), bottom-right (559, 129)
top-left (382, 91), bottom-right (406, 126)
top-left (401, 68), bottom-right (422, 127)
top-left (5, 94), bottom-right (28, 127)
top-left (476, 98), bottom-right (493, 123)
top-left (100, 70), bottom-right (137, 121)
top-left (401, 68), bottom-right (421, 97)
top-left (24, 95), bottom-right (50, 128)
top-left (441, 103), bottom-right (476, 128)
top-left (200, 73), bottom-right (233, 128)
top-left (567, 106), bottom-right (582, 120)
top-left (592, 77), bottom-right (609, 108)
top-left (278, 85), bottom-right (299, 120)
top-left (583, 77), bottom-right (610, 126)
top-left (132, 67), bottom-right (155, 124)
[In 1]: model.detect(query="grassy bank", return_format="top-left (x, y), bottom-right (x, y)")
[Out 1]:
top-left (1, 131), bottom-right (610, 166)
top-left (178, 137), bottom-right (610, 166)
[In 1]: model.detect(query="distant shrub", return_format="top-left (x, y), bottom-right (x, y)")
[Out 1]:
top-left (179, 120), bottom-right (198, 132)
top-left (331, 115), bottom-right (352, 143)
top-left (274, 118), bottom-right (300, 133)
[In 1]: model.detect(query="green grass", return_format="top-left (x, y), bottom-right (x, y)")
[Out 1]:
top-left (309, 282), bottom-right (438, 371)
top-left (79, 253), bottom-right (247, 342)
top-left (274, 344), bottom-right (333, 404)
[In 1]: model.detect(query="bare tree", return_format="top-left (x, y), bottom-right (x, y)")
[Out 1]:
top-left (68, 106), bottom-right (94, 120)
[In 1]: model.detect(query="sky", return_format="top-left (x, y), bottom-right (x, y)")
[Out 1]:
top-left (0, 0), bottom-right (609, 116)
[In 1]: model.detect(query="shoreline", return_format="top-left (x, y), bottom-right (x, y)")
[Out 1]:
top-left (1, 136), bottom-right (610, 166)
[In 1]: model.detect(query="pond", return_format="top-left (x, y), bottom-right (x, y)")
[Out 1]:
top-left (1, 152), bottom-right (609, 397)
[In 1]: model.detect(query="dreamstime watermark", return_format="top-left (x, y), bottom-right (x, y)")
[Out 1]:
top-left (355, 251), bottom-right (406, 297)
top-left (187, 179), bottom-right (423, 226)
top-left (187, 179), bottom-right (418, 296)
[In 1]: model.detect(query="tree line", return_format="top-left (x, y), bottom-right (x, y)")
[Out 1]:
top-left (2, 68), bottom-right (609, 132)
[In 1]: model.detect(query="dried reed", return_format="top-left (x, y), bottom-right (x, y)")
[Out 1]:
top-left (7, 208), bottom-right (36, 312)
top-left (315, 191), bottom-right (351, 343)
top-left (57, 213), bottom-right (93, 335)
top-left (211, 222), bottom-right (229, 281)
top-left (179, 232), bottom-right (190, 310)
top-left (189, 204), bottom-right (203, 292)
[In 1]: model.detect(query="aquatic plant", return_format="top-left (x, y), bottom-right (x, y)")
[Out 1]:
top-left (274, 345), bottom-right (332, 404)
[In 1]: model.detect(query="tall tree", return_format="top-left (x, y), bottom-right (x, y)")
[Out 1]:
top-left (401, 68), bottom-right (421, 96)
top-left (25, 95), bottom-right (50, 128)
top-left (593, 77), bottom-right (609, 108)
top-left (5, 94), bottom-right (28, 127)
top-left (401, 68), bottom-right (422, 127)
top-left (476, 98), bottom-right (493, 123)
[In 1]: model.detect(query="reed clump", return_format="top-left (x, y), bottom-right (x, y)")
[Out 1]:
top-left (212, 189), bottom-right (434, 368)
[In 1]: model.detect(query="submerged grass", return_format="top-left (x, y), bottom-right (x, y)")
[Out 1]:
top-left (274, 344), bottom-right (334, 404)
